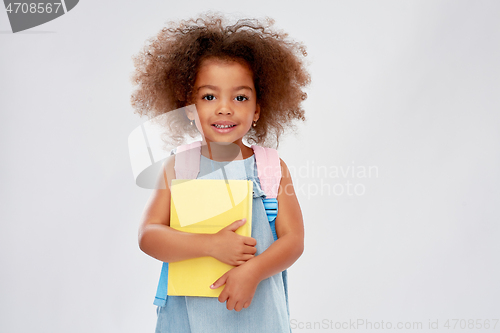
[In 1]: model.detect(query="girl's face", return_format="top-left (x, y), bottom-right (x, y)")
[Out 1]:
top-left (190, 58), bottom-right (260, 150)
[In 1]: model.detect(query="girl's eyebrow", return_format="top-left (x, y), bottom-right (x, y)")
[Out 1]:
top-left (197, 85), bottom-right (253, 92)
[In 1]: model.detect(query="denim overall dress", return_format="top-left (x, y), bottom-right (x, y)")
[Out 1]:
top-left (155, 153), bottom-right (291, 333)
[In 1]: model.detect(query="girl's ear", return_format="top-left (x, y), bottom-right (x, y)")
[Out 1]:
top-left (184, 104), bottom-right (197, 121)
top-left (254, 104), bottom-right (261, 122)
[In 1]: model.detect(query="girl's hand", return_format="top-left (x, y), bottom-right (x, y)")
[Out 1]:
top-left (210, 263), bottom-right (259, 311)
top-left (208, 219), bottom-right (257, 266)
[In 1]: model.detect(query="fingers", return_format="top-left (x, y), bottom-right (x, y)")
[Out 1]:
top-left (218, 292), bottom-right (228, 304)
top-left (224, 218), bottom-right (246, 232)
top-left (224, 299), bottom-right (250, 311)
top-left (234, 301), bottom-right (244, 312)
top-left (233, 246), bottom-right (256, 265)
top-left (217, 289), bottom-right (251, 311)
top-left (211, 273), bottom-right (228, 290)
top-left (243, 244), bottom-right (257, 255)
top-left (243, 237), bottom-right (257, 247)
top-left (241, 253), bottom-right (255, 261)
top-left (226, 298), bottom-right (236, 311)
top-left (234, 255), bottom-right (254, 266)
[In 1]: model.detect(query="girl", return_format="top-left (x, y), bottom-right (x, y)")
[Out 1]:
top-left (131, 13), bottom-right (310, 333)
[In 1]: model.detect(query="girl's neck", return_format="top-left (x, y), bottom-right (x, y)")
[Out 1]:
top-left (200, 140), bottom-right (254, 162)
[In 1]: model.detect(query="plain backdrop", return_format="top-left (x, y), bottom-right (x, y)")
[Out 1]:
top-left (1, 1), bottom-right (499, 332)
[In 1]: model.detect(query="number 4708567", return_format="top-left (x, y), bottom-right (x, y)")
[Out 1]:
top-left (444, 319), bottom-right (498, 329)
top-left (6, 3), bottom-right (62, 14)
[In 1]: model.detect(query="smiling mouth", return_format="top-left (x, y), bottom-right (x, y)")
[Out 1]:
top-left (213, 124), bottom-right (236, 129)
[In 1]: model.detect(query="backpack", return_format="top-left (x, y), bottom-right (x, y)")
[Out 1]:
top-left (153, 141), bottom-right (287, 307)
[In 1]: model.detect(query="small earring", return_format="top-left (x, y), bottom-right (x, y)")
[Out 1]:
top-left (190, 119), bottom-right (194, 126)
top-left (253, 121), bottom-right (257, 127)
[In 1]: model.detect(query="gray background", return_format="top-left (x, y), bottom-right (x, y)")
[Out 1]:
top-left (1, 1), bottom-right (499, 332)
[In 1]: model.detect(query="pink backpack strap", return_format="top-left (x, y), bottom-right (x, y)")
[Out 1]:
top-left (251, 145), bottom-right (281, 199)
top-left (173, 141), bottom-right (282, 195)
top-left (174, 141), bottom-right (202, 179)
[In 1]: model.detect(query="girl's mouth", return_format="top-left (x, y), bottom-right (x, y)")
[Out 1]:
top-left (212, 123), bottom-right (237, 133)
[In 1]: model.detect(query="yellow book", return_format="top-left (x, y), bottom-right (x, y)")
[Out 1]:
top-left (167, 179), bottom-right (253, 297)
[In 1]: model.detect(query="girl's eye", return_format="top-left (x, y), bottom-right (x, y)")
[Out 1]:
top-left (202, 94), bottom-right (215, 101)
top-left (235, 95), bottom-right (248, 102)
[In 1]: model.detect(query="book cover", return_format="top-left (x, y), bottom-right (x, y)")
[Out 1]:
top-left (167, 179), bottom-right (253, 297)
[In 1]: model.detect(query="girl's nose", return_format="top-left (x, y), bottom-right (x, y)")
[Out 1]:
top-left (216, 99), bottom-right (233, 115)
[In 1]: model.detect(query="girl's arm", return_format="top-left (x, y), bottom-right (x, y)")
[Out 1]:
top-left (212, 158), bottom-right (304, 311)
top-left (138, 154), bottom-right (257, 265)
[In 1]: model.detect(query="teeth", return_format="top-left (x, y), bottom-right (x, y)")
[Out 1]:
top-left (214, 124), bottom-right (235, 129)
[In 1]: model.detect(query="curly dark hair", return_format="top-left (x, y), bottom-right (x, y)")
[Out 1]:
top-left (130, 13), bottom-right (310, 148)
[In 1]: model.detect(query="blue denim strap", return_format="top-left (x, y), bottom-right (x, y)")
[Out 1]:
top-left (153, 262), bottom-right (169, 307)
top-left (263, 197), bottom-right (290, 321)
top-left (262, 198), bottom-right (278, 241)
